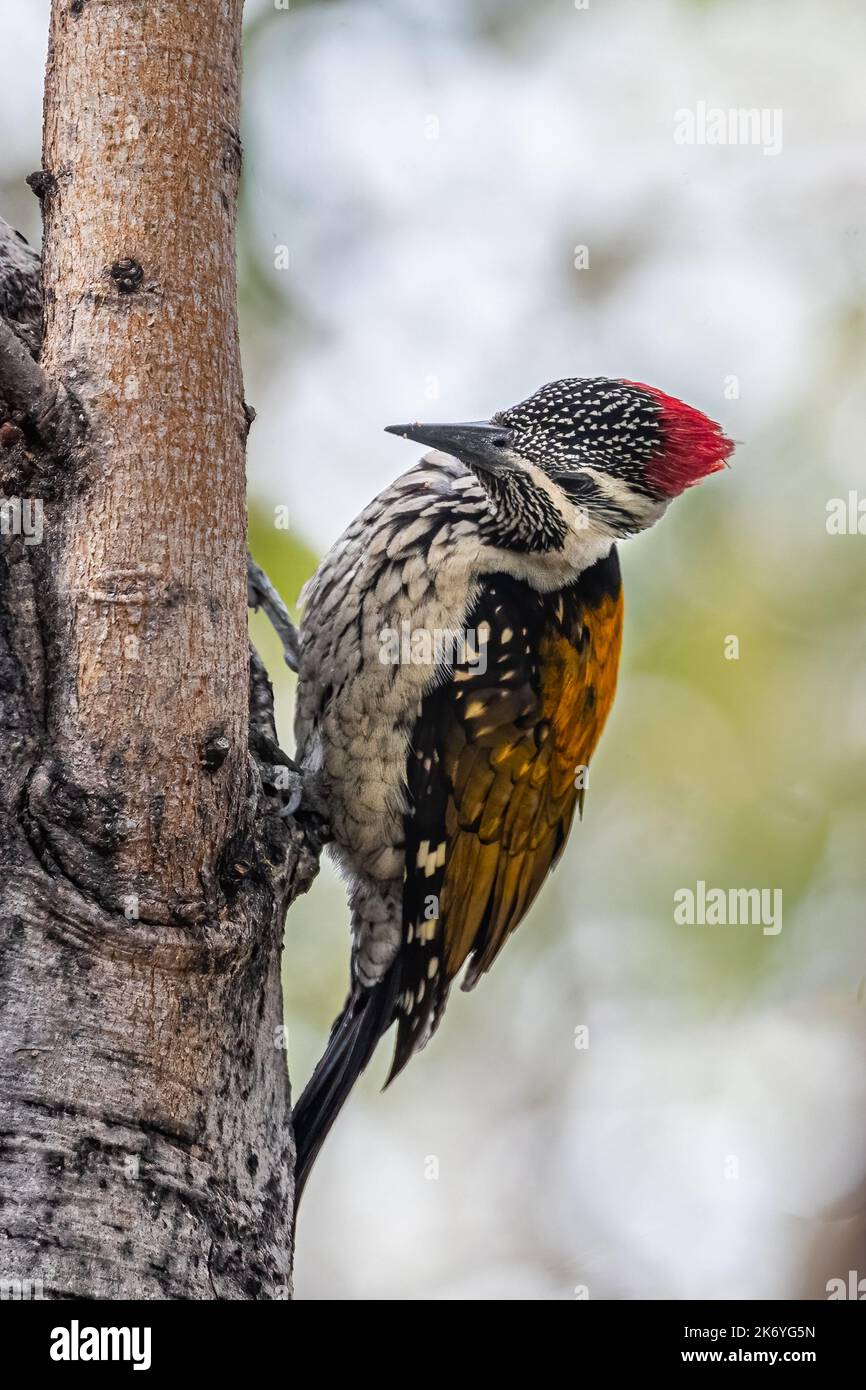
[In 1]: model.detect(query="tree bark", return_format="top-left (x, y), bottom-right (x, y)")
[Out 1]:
top-left (0, 0), bottom-right (315, 1299)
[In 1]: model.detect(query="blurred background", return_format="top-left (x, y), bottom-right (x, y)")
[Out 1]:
top-left (3, 0), bottom-right (865, 1300)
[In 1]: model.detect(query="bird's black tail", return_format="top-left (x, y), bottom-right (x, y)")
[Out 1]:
top-left (292, 972), bottom-right (399, 1206)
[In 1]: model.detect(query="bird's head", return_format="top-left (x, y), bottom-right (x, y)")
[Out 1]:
top-left (386, 377), bottom-right (733, 552)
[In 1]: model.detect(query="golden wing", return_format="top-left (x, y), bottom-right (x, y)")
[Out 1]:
top-left (390, 547), bottom-right (624, 1080)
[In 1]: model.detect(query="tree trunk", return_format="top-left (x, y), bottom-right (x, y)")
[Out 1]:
top-left (0, 0), bottom-right (315, 1300)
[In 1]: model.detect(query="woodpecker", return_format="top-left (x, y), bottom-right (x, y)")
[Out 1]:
top-left (292, 377), bottom-right (732, 1199)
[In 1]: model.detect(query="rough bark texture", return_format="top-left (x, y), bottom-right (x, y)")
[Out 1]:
top-left (40, 0), bottom-right (251, 909)
top-left (0, 0), bottom-right (316, 1299)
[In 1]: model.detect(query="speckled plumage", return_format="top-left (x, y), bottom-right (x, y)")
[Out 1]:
top-left (295, 451), bottom-right (615, 981)
top-left (292, 377), bottom-right (732, 1199)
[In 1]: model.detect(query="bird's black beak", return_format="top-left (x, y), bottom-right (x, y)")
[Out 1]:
top-left (384, 420), bottom-right (519, 475)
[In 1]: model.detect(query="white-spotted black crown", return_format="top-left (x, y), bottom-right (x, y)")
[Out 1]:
top-left (494, 377), bottom-right (664, 479)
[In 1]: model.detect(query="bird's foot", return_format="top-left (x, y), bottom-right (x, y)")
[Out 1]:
top-left (246, 553), bottom-right (300, 673)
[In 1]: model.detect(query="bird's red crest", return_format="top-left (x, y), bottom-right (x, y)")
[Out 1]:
top-left (625, 381), bottom-right (734, 496)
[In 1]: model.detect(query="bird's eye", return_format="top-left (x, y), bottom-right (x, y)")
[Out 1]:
top-left (491, 436), bottom-right (509, 448)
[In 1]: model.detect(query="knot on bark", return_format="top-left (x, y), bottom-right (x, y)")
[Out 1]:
top-left (0, 420), bottom-right (24, 448)
top-left (26, 170), bottom-right (58, 201)
top-left (110, 259), bottom-right (144, 295)
top-left (202, 729), bottom-right (231, 774)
